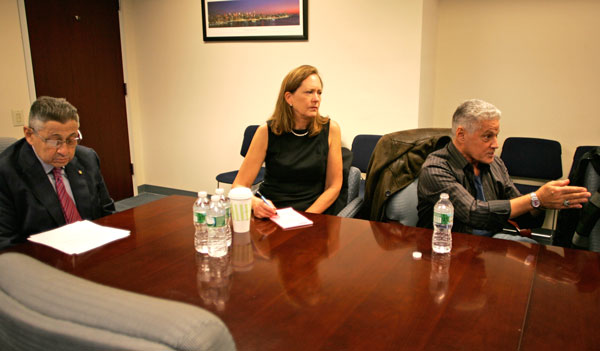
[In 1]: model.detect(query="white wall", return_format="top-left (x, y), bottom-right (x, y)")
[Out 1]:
top-left (4, 0), bottom-right (598, 197)
top-left (418, 0), bottom-right (439, 127)
top-left (121, 0), bottom-right (427, 193)
top-left (0, 0), bottom-right (31, 139)
top-left (433, 0), bottom-right (600, 177)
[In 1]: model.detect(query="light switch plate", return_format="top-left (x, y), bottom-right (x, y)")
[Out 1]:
top-left (11, 110), bottom-right (24, 126)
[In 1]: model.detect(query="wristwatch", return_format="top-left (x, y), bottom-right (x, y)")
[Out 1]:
top-left (530, 192), bottom-right (541, 208)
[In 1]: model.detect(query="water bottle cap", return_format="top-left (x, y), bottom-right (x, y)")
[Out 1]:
top-left (198, 191), bottom-right (207, 197)
top-left (211, 195), bottom-right (220, 202)
top-left (215, 188), bottom-right (224, 195)
top-left (440, 193), bottom-right (449, 199)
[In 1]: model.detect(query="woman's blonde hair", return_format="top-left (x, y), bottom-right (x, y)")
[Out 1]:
top-left (268, 65), bottom-right (329, 136)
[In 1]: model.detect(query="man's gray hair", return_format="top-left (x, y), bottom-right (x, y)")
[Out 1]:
top-left (28, 96), bottom-right (79, 131)
top-left (451, 99), bottom-right (501, 136)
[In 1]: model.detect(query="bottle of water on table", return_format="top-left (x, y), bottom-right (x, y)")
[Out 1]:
top-left (432, 193), bottom-right (453, 254)
top-left (193, 191), bottom-right (209, 253)
top-left (207, 195), bottom-right (229, 258)
top-left (215, 188), bottom-right (232, 246)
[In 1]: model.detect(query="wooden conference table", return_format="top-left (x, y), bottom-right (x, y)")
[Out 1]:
top-left (7, 195), bottom-right (600, 350)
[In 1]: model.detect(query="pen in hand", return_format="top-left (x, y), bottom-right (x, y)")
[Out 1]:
top-left (255, 191), bottom-right (276, 209)
top-left (255, 191), bottom-right (277, 240)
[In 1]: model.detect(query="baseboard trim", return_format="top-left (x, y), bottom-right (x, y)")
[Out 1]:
top-left (137, 184), bottom-right (196, 197)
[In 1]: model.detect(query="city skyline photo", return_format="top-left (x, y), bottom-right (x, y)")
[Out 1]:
top-left (207, 0), bottom-right (300, 28)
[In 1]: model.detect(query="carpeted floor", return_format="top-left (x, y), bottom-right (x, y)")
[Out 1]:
top-left (114, 192), bottom-right (167, 212)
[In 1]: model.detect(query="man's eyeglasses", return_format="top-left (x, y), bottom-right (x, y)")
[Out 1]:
top-left (31, 129), bottom-right (83, 148)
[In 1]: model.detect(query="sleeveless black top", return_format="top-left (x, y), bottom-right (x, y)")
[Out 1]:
top-left (258, 121), bottom-right (330, 212)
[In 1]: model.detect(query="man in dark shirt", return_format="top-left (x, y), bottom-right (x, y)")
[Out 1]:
top-left (417, 99), bottom-right (590, 239)
top-left (0, 97), bottom-right (115, 249)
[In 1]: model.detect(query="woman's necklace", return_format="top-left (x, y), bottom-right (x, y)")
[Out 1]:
top-left (291, 129), bottom-right (308, 137)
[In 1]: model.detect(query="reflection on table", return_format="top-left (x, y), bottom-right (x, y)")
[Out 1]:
top-left (5, 195), bottom-right (600, 351)
top-left (196, 249), bottom-right (233, 311)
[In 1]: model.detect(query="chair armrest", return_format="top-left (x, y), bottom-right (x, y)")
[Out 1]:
top-left (337, 197), bottom-right (363, 218)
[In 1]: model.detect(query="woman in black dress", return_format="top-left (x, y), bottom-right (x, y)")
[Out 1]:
top-left (232, 65), bottom-right (343, 218)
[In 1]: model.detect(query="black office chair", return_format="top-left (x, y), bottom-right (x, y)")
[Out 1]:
top-left (500, 137), bottom-right (563, 229)
top-left (216, 125), bottom-right (265, 187)
top-left (351, 134), bottom-right (382, 173)
top-left (500, 137), bottom-right (563, 194)
top-left (350, 134), bottom-right (382, 198)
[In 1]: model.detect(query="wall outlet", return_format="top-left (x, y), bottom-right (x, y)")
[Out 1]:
top-left (11, 110), bottom-right (24, 126)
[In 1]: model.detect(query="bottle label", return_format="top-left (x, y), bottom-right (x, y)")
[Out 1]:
top-left (207, 215), bottom-right (226, 227)
top-left (194, 212), bottom-right (206, 224)
top-left (434, 212), bottom-right (453, 225)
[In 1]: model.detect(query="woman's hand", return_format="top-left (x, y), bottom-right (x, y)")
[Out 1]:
top-left (252, 196), bottom-right (277, 218)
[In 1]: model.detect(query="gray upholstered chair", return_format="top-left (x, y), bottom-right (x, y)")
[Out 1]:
top-left (0, 137), bottom-right (17, 154)
top-left (384, 178), bottom-right (419, 226)
top-left (0, 252), bottom-right (236, 351)
top-left (337, 166), bottom-right (363, 217)
top-left (361, 128), bottom-right (451, 222)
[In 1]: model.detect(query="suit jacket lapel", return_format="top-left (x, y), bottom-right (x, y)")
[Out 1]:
top-left (18, 143), bottom-right (65, 226)
top-left (66, 156), bottom-right (92, 219)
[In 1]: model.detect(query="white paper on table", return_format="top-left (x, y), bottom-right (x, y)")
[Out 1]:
top-left (269, 207), bottom-right (313, 229)
top-left (27, 220), bottom-right (130, 255)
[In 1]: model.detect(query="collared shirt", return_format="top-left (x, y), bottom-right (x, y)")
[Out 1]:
top-left (31, 146), bottom-right (78, 205)
top-left (471, 175), bottom-right (493, 236)
top-left (417, 141), bottom-right (520, 234)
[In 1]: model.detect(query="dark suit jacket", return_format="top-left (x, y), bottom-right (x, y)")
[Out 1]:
top-left (0, 138), bottom-right (115, 249)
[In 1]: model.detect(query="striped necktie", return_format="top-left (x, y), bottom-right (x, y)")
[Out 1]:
top-left (53, 167), bottom-right (82, 223)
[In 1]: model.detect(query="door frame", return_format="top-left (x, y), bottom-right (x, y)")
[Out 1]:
top-left (16, 0), bottom-right (138, 196)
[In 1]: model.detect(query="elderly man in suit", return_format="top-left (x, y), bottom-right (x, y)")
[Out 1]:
top-left (0, 96), bottom-right (115, 249)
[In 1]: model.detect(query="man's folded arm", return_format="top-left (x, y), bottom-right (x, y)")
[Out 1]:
top-left (91, 149), bottom-right (116, 217)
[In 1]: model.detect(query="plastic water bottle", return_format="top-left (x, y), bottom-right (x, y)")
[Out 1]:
top-left (207, 195), bottom-right (228, 258)
top-left (432, 193), bottom-right (453, 254)
top-left (193, 191), bottom-right (209, 253)
top-left (215, 188), bottom-right (232, 246)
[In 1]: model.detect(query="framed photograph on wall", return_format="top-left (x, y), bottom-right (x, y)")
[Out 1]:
top-left (201, 0), bottom-right (308, 41)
